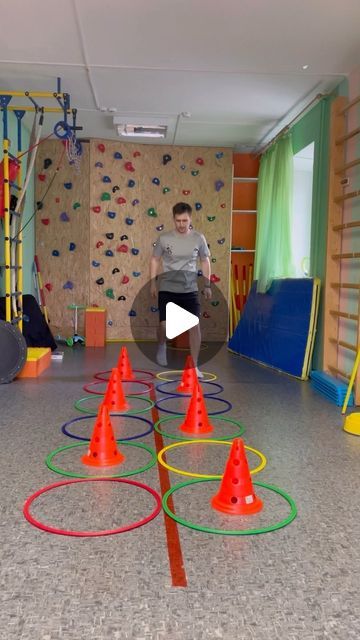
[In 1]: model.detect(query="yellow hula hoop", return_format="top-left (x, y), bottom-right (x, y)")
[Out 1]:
top-left (156, 370), bottom-right (217, 382)
top-left (157, 439), bottom-right (267, 479)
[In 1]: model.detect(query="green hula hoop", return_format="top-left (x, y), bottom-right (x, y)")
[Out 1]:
top-left (154, 414), bottom-right (245, 442)
top-left (162, 478), bottom-right (297, 536)
top-left (46, 440), bottom-right (156, 479)
top-left (74, 395), bottom-right (154, 416)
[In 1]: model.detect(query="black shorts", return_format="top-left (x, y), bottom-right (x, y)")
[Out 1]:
top-left (158, 291), bottom-right (201, 322)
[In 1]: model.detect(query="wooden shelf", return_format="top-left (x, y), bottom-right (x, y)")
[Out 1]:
top-left (232, 209), bottom-right (257, 214)
top-left (231, 249), bottom-right (256, 253)
top-left (233, 177), bottom-right (258, 183)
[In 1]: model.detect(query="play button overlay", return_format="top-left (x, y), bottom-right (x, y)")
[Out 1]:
top-left (165, 303), bottom-right (199, 339)
top-left (129, 269), bottom-right (229, 367)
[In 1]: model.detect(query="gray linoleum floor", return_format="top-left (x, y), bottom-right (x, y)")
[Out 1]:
top-left (0, 343), bottom-right (359, 640)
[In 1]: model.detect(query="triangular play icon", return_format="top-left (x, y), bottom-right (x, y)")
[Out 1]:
top-left (165, 302), bottom-right (199, 340)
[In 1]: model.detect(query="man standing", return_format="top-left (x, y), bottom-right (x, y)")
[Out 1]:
top-left (150, 202), bottom-right (212, 375)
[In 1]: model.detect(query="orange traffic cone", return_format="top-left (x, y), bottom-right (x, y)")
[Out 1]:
top-left (211, 438), bottom-right (263, 515)
top-left (117, 346), bottom-right (135, 380)
top-left (81, 403), bottom-right (125, 467)
top-left (179, 380), bottom-right (214, 435)
top-left (103, 368), bottom-right (129, 411)
top-left (176, 355), bottom-right (198, 393)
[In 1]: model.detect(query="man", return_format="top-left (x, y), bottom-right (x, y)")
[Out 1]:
top-left (150, 202), bottom-right (212, 375)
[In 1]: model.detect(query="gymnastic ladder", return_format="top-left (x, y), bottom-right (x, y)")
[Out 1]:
top-left (323, 94), bottom-right (360, 404)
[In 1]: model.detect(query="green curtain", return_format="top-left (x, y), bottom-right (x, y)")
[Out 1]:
top-left (254, 135), bottom-right (295, 292)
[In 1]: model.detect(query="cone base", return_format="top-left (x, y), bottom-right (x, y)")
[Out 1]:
top-left (211, 493), bottom-right (263, 516)
top-left (81, 451), bottom-right (125, 468)
top-left (180, 422), bottom-right (214, 435)
top-left (343, 413), bottom-right (360, 436)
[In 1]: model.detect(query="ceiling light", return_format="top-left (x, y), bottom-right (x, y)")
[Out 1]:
top-left (302, 65), bottom-right (309, 70)
top-left (116, 124), bottom-right (168, 138)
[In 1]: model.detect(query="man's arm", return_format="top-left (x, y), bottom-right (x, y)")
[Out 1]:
top-left (150, 255), bottom-right (161, 297)
top-left (201, 256), bottom-right (212, 299)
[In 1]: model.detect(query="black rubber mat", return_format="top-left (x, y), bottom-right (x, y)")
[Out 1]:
top-left (0, 320), bottom-right (27, 384)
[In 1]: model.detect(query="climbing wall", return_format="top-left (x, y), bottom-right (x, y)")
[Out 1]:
top-left (36, 139), bottom-right (232, 340)
top-left (35, 140), bottom-right (90, 336)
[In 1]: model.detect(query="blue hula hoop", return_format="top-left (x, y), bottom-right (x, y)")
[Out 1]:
top-left (156, 379), bottom-right (224, 397)
top-left (155, 395), bottom-right (232, 416)
top-left (61, 414), bottom-right (153, 442)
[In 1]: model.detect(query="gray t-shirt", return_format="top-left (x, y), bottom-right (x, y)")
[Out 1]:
top-left (153, 229), bottom-right (210, 292)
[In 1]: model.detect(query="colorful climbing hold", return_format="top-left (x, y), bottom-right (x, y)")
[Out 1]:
top-left (191, 170), bottom-right (199, 176)
top-left (203, 311), bottom-right (210, 318)
top-left (112, 185), bottom-right (120, 193)
top-left (36, 201), bottom-right (44, 210)
top-left (106, 232), bottom-right (114, 240)
top-left (147, 207), bottom-right (158, 217)
top-left (211, 300), bottom-right (220, 307)
top-left (44, 158), bottom-right (52, 170)
top-left (102, 176), bottom-right (111, 183)
top-left (125, 161), bottom-right (135, 172)
top-left (132, 271), bottom-right (141, 277)
top-left (152, 177), bottom-right (160, 186)
top-left (122, 275), bottom-right (130, 284)
top-left (60, 212), bottom-right (70, 222)
top-left (118, 295), bottom-right (126, 301)
top-left (52, 250), bottom-right (59, 257)
top-left (207, 216), bottom-right (216, 222)
top-left (150, 306), bottom-right (158, 313)
top-left (197, 269), bottom-right (203, 276)
top-left (180, 164), bottom-right (186, 170)
top-left (69, 242), bottom-right (76, 251)
top-left (162, 154), bottom-right (171, 165)
top-left (96, 241), bottom-right (104, 249)
top-left (92, 260), bottom-right (100, 267)
top-left (131, 199), bottom-right (139, 206)
top-left (215, 180), bottom-right (224, 192)
top-left (131, 248), bottom-right (139, 255)
top-left (38, 174), bottom-right (46, 182)
top-left (156, 224), bottom-right (164, 232)
top-left (107, 211), bottom-right (116, 219)
top-left (116, 196), bottom-right (126, 205)
top-left (105, 288), bottom-right (115, 299)
top-left (133, 151), bottom-right (141, 157)
top-left (63, 281), bottom-right (74, 290)
top-left (95, 162), bottom-right (104, 168)
top-left (196, 157), bottom-right (204, 166)
top-left (44, 283), bottom-right (53, 292)
top-left (101, 192), bottom-right (111, 201)
top-left (41, 218), bottom-right (50, 226)
top-left (120, 234), bottom-right (129, 241)
top-left (64, 182), bottom-right (72, 189)
top-left (98, 143), bottom-right (105, 153)
top-left (107, 320), bottom-right (113, 327)
top-left (73, 202), bottom-right (81, 210)
top-left (211, 257), bottom-right (216, 263)
top-left (92, 206), bottom-right (101, 213)
top-left (220, 203), bottom-right (226, 209)
top-left (96, 278), bottom-right (104, 285)
top-left (128, 309), bottom-right (136, 317)
top-left (217, 237), bottom-right (225, 245)
top-left (117, 244), bottom-right (129, 253)
top-left (114, 152), bottom-right (122, 159)
top-left (195, 202), bottom-right (202, 211)
top-left (55, 197), bottom-right (60, 203)
top-left (127, 179), bottom-right (135, 188)
top-left (182, 190), bottom-right (190, 196)
top-left (210, 274), bottom-right (221, 283)
top-left (112, 268), bottom-right (120, 275)
top-left (162, 187), bottom-right (170, 194)
top-left (105, 249), bottom-right (114, 257)
top-left (215, 151), bottom-right (224, 159)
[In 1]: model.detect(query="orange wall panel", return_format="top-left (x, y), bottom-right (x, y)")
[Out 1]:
top-left (233, 153), bottom-right (259, 178)
top-left (233, 182), bottom-right (257, 210)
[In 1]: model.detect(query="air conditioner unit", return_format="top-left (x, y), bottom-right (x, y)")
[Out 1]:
top-left (113, 116), bottom-right (172, 139)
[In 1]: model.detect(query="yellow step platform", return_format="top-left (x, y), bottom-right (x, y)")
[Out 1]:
top-left (17, 347), bottom-right (51, 378)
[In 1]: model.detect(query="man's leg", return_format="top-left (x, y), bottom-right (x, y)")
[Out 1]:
top-left (156, 321), bottom-right (167, 366)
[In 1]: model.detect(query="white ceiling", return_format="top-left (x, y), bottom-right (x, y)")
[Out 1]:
top-left (1, 0), bottom-right (359, 149)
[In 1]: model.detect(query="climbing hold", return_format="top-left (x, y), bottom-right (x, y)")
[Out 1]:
top-left (60, 212), bottom-right (70, 222)
top-left (147, 207), bottom-right (158, 217)
top-left (131, 200), bottom-right (139, 208)
top-left (118, 295), bottom-right (126, 301)
top-left (63, 281), bottom-right (74, 290)
top-left (44, 283), bottom-right (53, 292)
top-left (211, 258), bottom-right (216, 263)
top-left (162, 154), bottom-right (172, 165)
top-left (97, 143), bottom-right (106, 153)
top-left (73, 202), bottom-right (81, 210)
top-left (107, 320), bottom-right (113, 327)
top-left (96, 278), bottom-right (105, 285)
top-left (163, 187), bottom-right (170, 194)
top-left (92, 260), bottom-right (100, 267)
top-left (41, 218), bottom-right (50, 226)
top-left (215, 151), bottom-right (224, 159)
top-left (215, 180), bottom-right (224, 192)
top-left (128, 309), bottom-right (136, 317)
top-left (152, 177), bottom-right (160, 186)
top-left (211, 300), bottom-right (220, 307)
top-left (207, 216), bottom-right (216, 222)
top-left (52, 250), bottom-right (60, 257)
top-left (105, 249), bottom-right (114, 257)
top-left (116, 196), bottom-right (126, 205)
top-left (220, 203), bottom-right (226, 209)
top-left (132, 271), bottom-right (141, 277)
top-left (106, 232), bottom-right (114, 240)
top-left (122, 275), bottom-right (130, 284)
top-left (36, 201), bottom-right (44, 210)
top-left (105, 288), bottom-right (115, 299)
top-left (156, 224), bottom-right (164, 232)
top-left (64, 182), bottom-right (72, 189)
top-left (131, 248), bottom-right (139, 255)
top-left (112, 268), bottom-right (120, 275)
top-left (127, 179), bottom-right (135, 188)
top-left (133, 151), bottom-right (141, 157)
top-left (150, 306), bottom-right (158, 313)
top-left (38, 174), bottom-right (46, 182)
top-left (182, 190), bottom-right (190, 196)
top-left (217, 237), bottom-right (225, 244)
top-left (152, 242), bottom-right (157, 247)
top-left (191, 170), bottom-right (199, 176)
top-left (92, 206), bottom-right (101, 213)
top-left (55, 197), bottom-right (60, 203)
top-left (112, 185), bottom-right (120, 193)
top-left (114, 152), bottom-right (122, 159)
top-left (102, 176), bottom-right (111, 183)
top-left (101, 192), bottom-right (111, 201)
top-left (120, 234), bottom-right (129, 241)
top-left (96, 241), bottom-right (104, 249)
top-left (203, 311), bottom-right (210, 319)
top-left (107, 210), bottom-right (116, 219)
top-left (197, 269), bottom-right (203, 276)
top-left (180, 164), bottom-right (186, 170)
top-left (95, 162), bottom-right (103, 168)
top-left (69, 242), bottom-right (76, 251)
top-left (117, 244), bottom-right (128, 253)
top-left (195, 202), bottom-right (202, 211)
top-left (124, 161), bottom-right (135, 172)
top-left (196, 157), bottom-right (204, 166)
top-left (44, 158), bottom-right (52, 170)
top-left (210, 274), bottom-right (221, 283)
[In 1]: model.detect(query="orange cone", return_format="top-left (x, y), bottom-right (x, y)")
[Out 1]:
top-left (176, 355), bottom-right (198, 393)
top-left (211, 438), bottom-right (263, 515)
top-left (103, 368), bottom-right (129, 411)
top-left (179, 380), bottom-right (214, 435)
top-left (81, 403), bottom-right (125, 467)
top-left (117, 346), bottom-right (135, 380)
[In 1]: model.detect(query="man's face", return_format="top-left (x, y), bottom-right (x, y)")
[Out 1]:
top-left (174, 213), bottom-right (191, 234)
